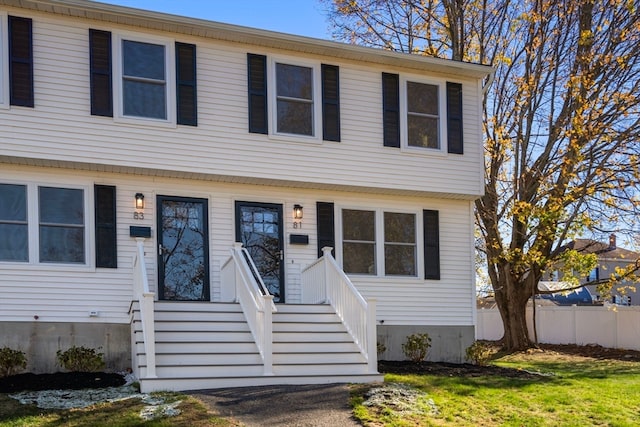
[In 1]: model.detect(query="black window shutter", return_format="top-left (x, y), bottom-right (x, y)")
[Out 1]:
top-left (316, 202), bottom-right (335, 258)
top-left (382, 73), bottom-right (400, 147)
top-left (89, 29), bottom-right (113, 117)
top-left (176, 42), bottom-right (197, 126)
top-left (447, 82), bottom-right (463, 154)
top-left (321, 64), bottom-right (340, 142)
top-left (95, 185), bottom-right (117, 268)
top-left (423, 210), bottom-right (440, 280)
top-left (247, 53), bottom-right (268, 134)
top-left (8, 16), bottom-right (34, 107)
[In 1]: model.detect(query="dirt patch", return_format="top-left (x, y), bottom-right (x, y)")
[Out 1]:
top-left (0, 372), bottom-right (125, 393)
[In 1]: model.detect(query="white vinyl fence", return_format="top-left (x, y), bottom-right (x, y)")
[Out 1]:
top-left (477, 305), bottom-right (640, 351)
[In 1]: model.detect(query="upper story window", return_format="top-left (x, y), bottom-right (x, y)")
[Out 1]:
top-left (275, 62), bottom-right (314, 136)
top-left (247, 53), bottom-right (340, 142)
top-left (89, 29), bottom-right (197, 126)
top-left (383, 73), bottom-right (463, 154)
top-left (406, 81), bottom-right (440, 149)
top-left (121, 40), bottom-right (167, 120)
top-left (114, 35), bottom-right (174, 124)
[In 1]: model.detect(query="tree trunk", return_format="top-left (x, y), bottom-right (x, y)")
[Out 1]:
top-left (492, 265), bottom-right (535, 351)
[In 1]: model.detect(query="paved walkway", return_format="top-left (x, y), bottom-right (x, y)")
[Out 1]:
top-left (189, 383), bottom-right (360, 426)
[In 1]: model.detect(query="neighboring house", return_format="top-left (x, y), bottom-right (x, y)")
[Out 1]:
top-left (568, 236), bottom-right (640, 305)
top-left (540, 235), bottom-right (640, 306)
top-left (0, 0), bottom-right (492, 392)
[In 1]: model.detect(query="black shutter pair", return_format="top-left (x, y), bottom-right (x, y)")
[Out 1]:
top-left (382, 73), bottom-right (463, 154)
top-left (88, 29), bottom-right (197, 125)
top-left (8, 16), bottom-right (34, 107)
top-left (316, 202), bottom-right (440, 279)
top-left (247, 54), bottom-right (341, 141)
top-left (95, 185), bottom-right (117, 268)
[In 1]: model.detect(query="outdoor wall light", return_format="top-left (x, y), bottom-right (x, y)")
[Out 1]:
top-left (135, 193), bottom-right (145, 210)
top-left (293, 204), bottom-right (303, 220)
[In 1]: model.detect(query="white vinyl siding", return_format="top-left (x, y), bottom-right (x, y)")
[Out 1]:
top-left (0, 9), bottom-right (483, 199)
top-left (0, 165), bottom-right (475, 326)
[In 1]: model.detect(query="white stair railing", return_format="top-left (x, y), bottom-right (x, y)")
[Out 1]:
top-left (301, 247), bottom-right (378, 373)
top-left (132, 237), bottom-right (156, 378)
top-left (221, 243), bottom-right (276, 375)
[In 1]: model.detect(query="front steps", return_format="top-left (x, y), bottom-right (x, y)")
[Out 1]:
top-left (131, 301), bottom-right (382, 392)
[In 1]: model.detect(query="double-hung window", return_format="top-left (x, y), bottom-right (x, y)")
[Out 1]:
top-left (121, 39), bottom-right (167, 120)
top-left (90, 29), bottom-right (197, 126)
top-left (0, 183), bottom-right (87, 265)
top-left (275, 62), bottom-right (314, 136)
top-left (406, 81), bottom-right (440, 149)
top-left (247, 54), bottom-right (340, 141)
top-left (115, 35), bottom-right (174, 123)
top-left (383, 73), bottom-right (463, 154)
top-left (341, 209), bottom-right (417, 277)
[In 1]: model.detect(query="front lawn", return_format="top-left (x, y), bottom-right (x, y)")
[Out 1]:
top-left (354, 347), bottom-right (640, 426)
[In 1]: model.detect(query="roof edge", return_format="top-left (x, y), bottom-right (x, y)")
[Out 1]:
top-left (2, 0), bottom-right (493, 78)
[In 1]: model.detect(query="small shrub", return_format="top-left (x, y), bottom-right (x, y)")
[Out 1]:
top-left (402, 333), bottom-right (431, 362)
top-left (0, 347), bottom-right (27, 377)
top-left (376, 341), bottom-right (387, 356)
top-left (466, 341), bottom-right (493, 365)
top-left (56, 346), bottom-right (105, 372)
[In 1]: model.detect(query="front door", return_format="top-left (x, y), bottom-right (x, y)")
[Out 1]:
top-left (235, 201), bottom-right (285, 303)
top-left (157, 196), bottom-right (210, 301)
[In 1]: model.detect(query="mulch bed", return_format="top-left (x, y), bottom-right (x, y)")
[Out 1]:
top-left (378, 361), bottom-right (545, 379)
top-left (0, 372), bottom-right (125, 393)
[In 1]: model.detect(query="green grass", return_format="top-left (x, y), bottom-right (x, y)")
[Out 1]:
top-left (0, 392), bottom-right (233, 427)
top-left (353, 353), bottom-right (640, 426)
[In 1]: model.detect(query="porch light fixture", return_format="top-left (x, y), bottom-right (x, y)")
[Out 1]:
top-left (293, 204), bottom-right (303, 220)
top-left (135, 193), bottom-right (145, 210)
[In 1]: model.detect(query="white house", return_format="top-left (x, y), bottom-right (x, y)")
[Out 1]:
top-left (0, 0), bottom-right (492, 392)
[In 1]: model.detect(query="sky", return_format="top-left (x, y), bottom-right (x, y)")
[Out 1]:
top-left (100, 0), bottom-right (333, 40)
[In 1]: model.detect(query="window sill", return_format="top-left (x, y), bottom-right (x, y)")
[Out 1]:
top-left (0, 261), bottom-right (96, 273)
top-left (268, 132), bottom-right (323, 145)
top-left (113, 115), bottom-right (177, 129)
top-left (349, 275), bottom-right (424, 285)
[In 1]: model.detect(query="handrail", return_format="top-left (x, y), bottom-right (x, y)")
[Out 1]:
top-left (132, 237), bottom-right (156, 378)
top-left (301, 247), bottom-right (378, 373)
top-left (221, 243), bottom-right (276, 375)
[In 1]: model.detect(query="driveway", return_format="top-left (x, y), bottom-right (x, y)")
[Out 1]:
top-left (189, 383), bottom-right (360, 426)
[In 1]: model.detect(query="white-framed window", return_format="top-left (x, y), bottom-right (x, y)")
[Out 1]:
top-left (0, 182), bottom-right (90, 265)
top-left (269, 57), bottom-right (321, 140)
top-left (340, 208), bottom-right (418, 277)
top-left (0, 12), bottom-right (9, 109)
top-left (113, 33), bottom-right (176, 125)
top-left (400, 77), bottom-right (446, 152)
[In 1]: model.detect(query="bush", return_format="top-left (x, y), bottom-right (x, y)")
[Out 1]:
top-left (402, 333), bottom-right (431, 362)
top-left (0, 347), bottom-right (27, 377)
top-left (466, 341), bottom-right (493, 365)
top-left (56, 346), bottom-right (105, 372)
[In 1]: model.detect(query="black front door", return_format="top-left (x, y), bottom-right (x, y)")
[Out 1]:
top-left (157, 196), bottom-right (210, 301)
top-left (235, 201), bottom-right (285, 303)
